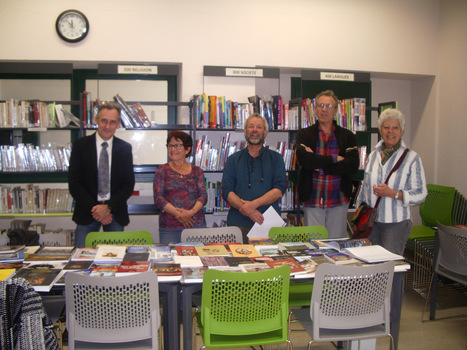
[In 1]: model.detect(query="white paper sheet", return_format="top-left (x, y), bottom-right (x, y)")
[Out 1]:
top-left (247, 206), bottom-right (285, 239)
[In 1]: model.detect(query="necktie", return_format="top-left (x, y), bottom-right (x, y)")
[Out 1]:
top-left (98, 142), bottom-right (110, 197)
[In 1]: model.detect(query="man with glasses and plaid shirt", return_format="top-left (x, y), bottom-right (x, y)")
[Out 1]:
top-left (295, 90), bottom-right (359, 238)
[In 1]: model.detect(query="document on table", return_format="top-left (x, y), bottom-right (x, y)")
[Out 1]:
top-left (247, 206), bottom-right (285, 239)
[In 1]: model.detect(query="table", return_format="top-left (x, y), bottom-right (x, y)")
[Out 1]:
top-left (180, 266), bottom-right (409, 350)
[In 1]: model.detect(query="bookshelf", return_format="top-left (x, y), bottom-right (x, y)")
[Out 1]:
top-left (192, 66), bottom-right (299, 224)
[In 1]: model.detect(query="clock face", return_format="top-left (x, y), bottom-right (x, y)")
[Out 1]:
top-left (56, 10), bottom-right (89, 43)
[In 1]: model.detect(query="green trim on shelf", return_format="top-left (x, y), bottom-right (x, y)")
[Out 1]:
top-left (0, 172), bottom-right (69, 183)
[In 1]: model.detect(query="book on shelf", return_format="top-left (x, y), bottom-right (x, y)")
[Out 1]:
top-left (323, 238), bottom-right (372, 252)
top-left (229, 244), bottom-right (260, 258)
top-left (94, 245), bottom-right (126, 262)
top-left (324, 252), bottom-right (359, 265)
top-left (117, 261), bottom-right (151, 273)
top-left (172, 255), bottom-right (203, 267)
top-left (195, 245), bottom-right (229, 256)
top-left (343, 245), bottom-right (404, 263)
top-left (181, 266), bottom-right (208, 283)
top-left (151, 262), bottom-right (182, 276)
top-left (13, 265), bottom-right (62, 292)
top-left (265, 257), bottom-right (306, 275)
top-left (239, 263), bottom-right (270, 273)
top-left (132, 102), bottom-right (152, 128)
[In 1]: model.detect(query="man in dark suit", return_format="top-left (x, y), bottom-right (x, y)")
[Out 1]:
top-left (68, 102), bottom-right (135, 247)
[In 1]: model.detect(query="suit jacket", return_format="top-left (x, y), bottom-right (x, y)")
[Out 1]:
top-left (68, 133), bottom-right (135, 226)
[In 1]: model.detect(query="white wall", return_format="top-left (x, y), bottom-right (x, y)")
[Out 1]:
top-left (1, 0), bottom-right (466, 201)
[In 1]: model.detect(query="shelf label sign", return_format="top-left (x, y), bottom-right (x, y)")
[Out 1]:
top-left (226, 68), bottom-right (263, 77)
top-left (118, 65), bottom-right (158, 75)
top-left (320, 72), bottom-right (355, 81)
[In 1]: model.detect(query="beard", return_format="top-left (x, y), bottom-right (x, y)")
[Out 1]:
top-left (245, 133), bottom-right (264, 145)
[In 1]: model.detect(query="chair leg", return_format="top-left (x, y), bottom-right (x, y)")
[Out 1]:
top-left (421, 271), bottom-right (436, 321)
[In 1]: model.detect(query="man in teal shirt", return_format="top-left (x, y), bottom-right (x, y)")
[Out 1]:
top-left (222, 113), bottom-right (287, 242)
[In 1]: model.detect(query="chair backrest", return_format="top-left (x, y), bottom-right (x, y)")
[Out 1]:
top-left (310, 261), bottom-right (394, 335)
top-left (200, 265), bottom-right (290, 341)
top-left (85, 230), bottom-right (153, 247)
top-left (65, 271), bottom-right (159, 348)
top-left (436, 222), bottom-right (467, 277)
top-left (181, 226), bottom-right (243, 244)
top-left (268, 225), bottom-right (328, 243)
top-left (420, 184), bottom-right (456, 228)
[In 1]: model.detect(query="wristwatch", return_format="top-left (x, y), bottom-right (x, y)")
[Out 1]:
top-left (395, 191), bottom-right (400, 200)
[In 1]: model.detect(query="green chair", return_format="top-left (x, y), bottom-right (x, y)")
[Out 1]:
top-left (409, 184), bottom-right (456, 241)
top-left (268, 225), bottom-right (329, 308)
top-left (84, 230), bottom-right (153, 248)
top-left (269, 225), bottom-right (329, 244)
top-left (195, 265), bottom-right (292, 349)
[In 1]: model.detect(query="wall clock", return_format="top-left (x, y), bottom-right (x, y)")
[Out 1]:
top-left (55, 9), bottom-right (89, 43)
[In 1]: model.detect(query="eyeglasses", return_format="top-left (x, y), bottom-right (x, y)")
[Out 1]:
top-left (167, 144), bottom-right (184, 149)
top-left (317, 103), bottom-right (337, 109)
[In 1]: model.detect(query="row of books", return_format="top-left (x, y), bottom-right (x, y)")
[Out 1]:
top-left (194, 134), bottom-right (296, 172)
top-left (0, 185), bottom-right (73, 214)
top-left (0, 99), bottom-right (81, 128)
top-left (302, 97), bottom-right (367, 133)
top-left (1, 143), bottom-right (71, 172)
top-left (0, 237), bottom-right (405, 291)
top-left (191, 94), bottom-right (298, 131)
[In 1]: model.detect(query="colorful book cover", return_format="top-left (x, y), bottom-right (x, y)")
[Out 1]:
top-left (149, 245), bottom-right (173, 262)
top-left (266, 257), bottom-right (306, 275)
top-left (63, 260), bottom-right (93, 270)
top-left (175, 246), bottom-right (198, 256)
top-left (229, 244), bottom-right (260, 258)
top-left (199, 256), bottom-right (228, 267)
top-left (151, 263), bottom-right (182, 276)
top-left (195, 245), bottom-right (229, 256)
top-left (224, 256), bottom-right (253, 267)
top-left (181, 266), bottom-right (208, 282)
top-left (70, 248), bottom-right (98, 261)
top-left (94, 245), bottom-right (126, 262)
top-left (324, 252), bottom-right (359, 265)
top-left (13, 266), bottom-right (61, 292)
top-left (117, 261), bottom-right (151, 273)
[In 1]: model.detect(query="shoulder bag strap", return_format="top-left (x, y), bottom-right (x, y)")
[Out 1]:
top-left (374, 148), bottom-right (409, 209)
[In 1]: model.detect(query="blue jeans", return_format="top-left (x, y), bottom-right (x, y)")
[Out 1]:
top-left (74, 215), bottom-right (124, 248)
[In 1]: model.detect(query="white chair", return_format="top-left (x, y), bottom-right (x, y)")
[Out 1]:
top-left (291, 261), bottom-right (395, 350)
top-left (181, 226), bottom-right (243, 244)
top-left (424, 222), bottom-right (467, 320)
top-left (65, 271), bottom-right (160, 349)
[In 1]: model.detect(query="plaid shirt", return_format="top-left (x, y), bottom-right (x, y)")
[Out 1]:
top-left (303, 125), bottom-right (349, 208)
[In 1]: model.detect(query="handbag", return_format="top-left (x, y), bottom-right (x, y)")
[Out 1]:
top-left (351, 148), bottom-right (409, 239)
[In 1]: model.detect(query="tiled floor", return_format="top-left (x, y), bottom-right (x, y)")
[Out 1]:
top-left (62, 289), bottom-right (467, 349)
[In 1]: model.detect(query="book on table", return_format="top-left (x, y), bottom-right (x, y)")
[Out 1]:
top-left (199, 256), bottom-right (228, 267)
top-left (122, 252), bottom-right (150, 262)
top-left (278, 241), bottom-right (314, 252)
top-left (13, 264), bottom-right (62, 292)
top-left (172, 255), bottom-right (203, 267)
top-left (324, 252), bottom-right (360, 265)
top-left (0, 268), bottom-right (16, 281)
top-left (94, 245), bottom-right (126, 262)
top-left (239, 263), bottom-right (271, 272)
top-left (151, 262), bottom-right (182, 276)
top-left (229, 244), bottom-right (260, 258)
top-left (343, 245), bottom-right (404, 263)
top-left (63, 260), bottom-right (93, 270)
top-left (224, 256), bottom-right (253, 267)
top-left (294, 256), bottom-right (319, 273)
top-left (0, 245), bottom-right (25, 254)
top-left (70, 248), bottom-right (98, 261)
top-left (323, 238), bottom-right (372, 251)
top-left (266, 257), bottom-right (307, 275)
top-left (117, 261), bottom-right (151, 273)
top-left (148, 245), bottom-right (173, 262)
top-left (181, 266), bottom-right (208, 283)
top-left (175, 246), bottom-right (199, 256)
top-left (195, 245), bottom-right (229, 256)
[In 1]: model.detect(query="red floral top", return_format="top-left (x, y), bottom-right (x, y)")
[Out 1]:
top-left (153, 163), bottom-right (207, 228)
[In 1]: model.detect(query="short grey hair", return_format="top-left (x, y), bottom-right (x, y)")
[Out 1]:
top-left (244, 113), bottom-right (269, 133)
top-left (378, 108), bottom-right (406, 132)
